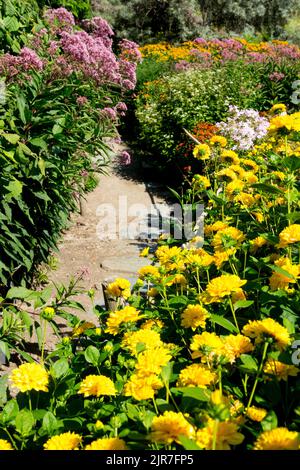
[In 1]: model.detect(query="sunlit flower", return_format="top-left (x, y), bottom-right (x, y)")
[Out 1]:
top-left (211, 227), bottom-right (245, 252)
top-left (246, 406), bottom-right (267, 422)
top-left (193, 143), bottom-right (211, 160)
top-left (150, 411), bottom-right (195, 444)
top-left (78, 375), bottom-right (116, 397)
top-left (85, 437), bottom-right (127, 450)
top-left (105, 278), bottom-right (131, 299)
top-left (204, 274), bottom-right (247, 303)
top-left (242, 318), bottom-right (291, 350)
top-left (277, 224), bottom-right (300, 248)
top-left (210, 135), bottom-right (227, 147)
top-left (254, 428), bottom-right (300, 450)
top-left (135, 347), bottom-right (171, 375)
top-left (0, 439), bottom-right (13, 450)
top-left (10, 363), bottom-right (49, 393)
top-left (220, 150), bottom-right (240, 164)
top-left (190, 332), bottom-right (228, 362)
top-left (44, 432), bottom-right (82, 450)
top-left (181, 304), bottom-right (209, 329)
top-left (177, 363), bottom-right (216, 388)
top-left (223, 334), bottom-right (254, 362)
top-left (138, 265), bottom-right (160, 279)
top-left (269, 257), bottom-right (299, 291)
top-left (196, 418), bottom-right (244, 450)
top-left (124, 373), bottom-right (163, 400)
top-left (122, 329), bottom-right (163, 355)
top-left (263, 358), bottom-right (299, 381)
top-left (105, 306), bottom-right (141, 335)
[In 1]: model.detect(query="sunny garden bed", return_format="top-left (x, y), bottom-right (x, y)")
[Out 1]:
top-left (0, 103), bottom-right (299, 450)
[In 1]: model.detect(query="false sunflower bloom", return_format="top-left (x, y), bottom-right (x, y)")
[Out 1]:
top-left (78, 375), bottom-right (116, 397)
top-left (254, 428), bottom-right (300, 450)
top-left (242, 318), bottom-right (291, 350)
top-left (44, 432), bottom-right (82, 450)
top-left (122, 329), bottom-right (163, 355)
top-left (105, 306), bottom-right (141, 335)
top-left (246, 406), bottom-right (267, 422)
top-left (124, 373), bottom-right (163, 400)
top-left (204, 274), bottom-right (247, 303)
top-left (150, 411), bottom-right (195, 444)
top-left (0, 439), bottom-right (13, 450)
top-left (277, 224), bottom-right (300, 248)
top-left (105, 278), bottom-right (131, 299)
top-left (177, 363), bottom-right (216, 388)
top-left (263, 358), bottom-right (299, 381)
top-left (193, 143), bottom-right (211, 160)
top-left (196, 418), bottom-right (244, 450)
top-left (10, 363), bottom-right (49, 393)
top-left (85, 438), bottom-right (127, 450)
top-left (181, 304), bottom-right (210, 329)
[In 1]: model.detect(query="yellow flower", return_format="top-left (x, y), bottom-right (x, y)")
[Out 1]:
top-left (250, 236), bottom-right (268, 253)
top-left (254, 428), bottom-right (300, 450)
top-left (190, 332), bottom-right (228, 362)
top-left (150, 411), bottom-right (195, 444)
top-left (210, 135), bottom-right (227, 147)
top-left (95, 420), bottom-right (104, 429)
top-left (225, 180), bottom-right (245, 198)
top-left (270, 103), bottom-right (287, 113)
top-left (193, 143), bottom-right (211, 160)
top-left (196, 418), bottom-right (244, 450)
top-left (71, 321), bottom-right (95, 338)
top-left (44, 432), bottom-right (82, 450)
top-left (220, 150), bottom-right (240, 165)
top-left (85, 437), bottom-right (127, 450)
top-left (181, 304), bottom-right (209, 329)
top-left (140, 247), bottom-right (150, 257)
top-left (211, 227), bottom-right (245, 252)
top-left (105, 278), bottom-right (131, 299)
top-left (78, 375), bottom-right (116, 397)
top-left (263, 359), bottom-right (299, 381)
top-left (124, 373), bottom-right (163, 400)
top-left (214, 249), bottom-right (236, 269)
top-left (135, 347), bottom-right (172, 375)
top-left (234, 192), bottom-right (256, 207)
top-left (217, 168), bottom-right (238, 182)
top-left (240, 158), bottom-right (259, 173)
top-left (0, 439), bottom-right (13, 450)
top-left (177, 363), bottom-right (216, 388)
top-left (185, 251), bottom-right (214, 268)
top-left (10, 363), bottom-right (49, 393)
top-left (41, 306), bottom-right (55, 320)
top-left (155, 245), bottom-right (184, 270)
top-left (243, 171), bottom-right (258, 184)
top-left (242, 318), bottom-right (291, 350)
top-left (147, 287), bottom-right (159, 297)
top-left (246, 406), bottom-right (267, 422)
top-left (231, 288), bottom-right (246, 304)
top-left (223, 334), bottom-right (254, 362)
top-left (138, 265), bottom-right (160, 279)
top-left (192, 174), bottom-right (211, 189)
top-left (105, 306), bottom-right (141, 335)
top-left (252, 211), bottom-right (264, 223)
top-left (269, 257), bottom-right (299, 291)
top-left (228, 164), bottom-right (246, 179)
top-left (204, 221), bottom-right (228, 235)
top-left (277, 224), bottom-right (300, 248)
top-left (122, 329), bottom-right (163, 355)
top-left (141, 319), bottom-right (164, 330)
top-left (271, 171), bottom-right (285, 181)
top-left (204, 274), bottom-right (247, 303)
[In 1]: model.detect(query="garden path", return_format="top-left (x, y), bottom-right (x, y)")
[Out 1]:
top-left (49, 144), bottom-right (167, 323)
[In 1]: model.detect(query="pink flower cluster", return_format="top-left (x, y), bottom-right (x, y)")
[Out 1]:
top-left (0, 47), bottom-right (44, 78)
top-left (269, 71), bottom-right (285, 82)
top-left (82, 17), bottom-right (114, 48)
top-left (44, 7), bottom-right (75, 33)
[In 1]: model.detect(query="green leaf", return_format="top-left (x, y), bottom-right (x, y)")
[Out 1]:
top-left (252, 183), bottom-right (283, 195)
top-left (84, 345), bottom-right (100, 366)
top-left (16, 94), bottom-right (26, 124)
top-left (179, 435), bottom-right (201, 450)
top-left (51, 358), bottom-right (69, 379)
top-left (1, 399), bottom-right (19, 424)
top-left (15, 409), bottom-right (35, 436)
top-left (2, 133), bottom-right (20, 145)
top-left (161, 361), bottom-right (173, 385)
top-left (0, 341), bottom-right (10, 360)
top-left (173, 387), bottom-right (210, 401)
top-left (210, 314), bottom-right (238, 333)
top-left (6, 287), bottom-right (32, 299)
top-left (239, 354), bottom-right (258, 372)
top-left (233, 300), bottom-right (254, 310)
top-left (261, 411), bottom-right (278, 431)
top-left (0, 375), bottom-right (8, 406)
top-left (5, 179), bottom-right (23, 200)
top-left (270, 265), bottom-right (296, 280)
top-left (30, 137), bottom-right (48, 151)
top-left (42, 411), bottom-right (59, 434)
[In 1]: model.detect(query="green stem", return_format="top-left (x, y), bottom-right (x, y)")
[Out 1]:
top-left (4, 427), bottom-right (17, 450)
top-left (228, 298), bottom-right (240, 333)
top-left (212, 420), bottom-right (219, 451)
top-left (246, 342), bottom-right (269, 409)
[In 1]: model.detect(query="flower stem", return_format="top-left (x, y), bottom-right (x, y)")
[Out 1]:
top-left (246, 342), bottom-right (269, 409)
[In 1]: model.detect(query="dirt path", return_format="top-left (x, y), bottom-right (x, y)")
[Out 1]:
top-left (49, 146), bottom-right (167, 322)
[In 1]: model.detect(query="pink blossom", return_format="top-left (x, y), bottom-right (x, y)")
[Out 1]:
top-left (269, 71), bottom-right (285, 81)
top-left (102, 107), bottom-right (117, 120)
top-left (77, 96), bottom-right (88, 106)
top-left (44, 8), bottom-right (75, 33)
top-left (120, 151), bottom-right (131, 165)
